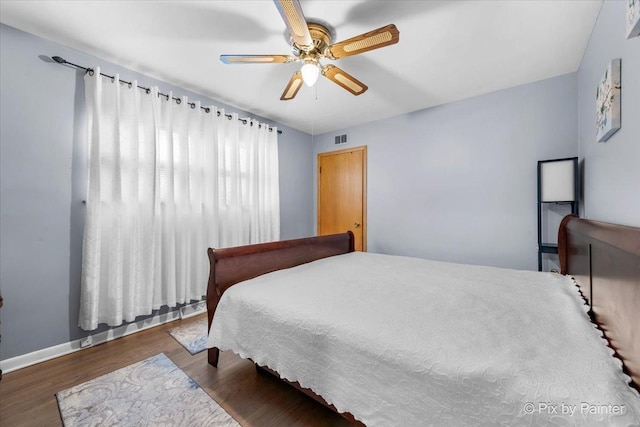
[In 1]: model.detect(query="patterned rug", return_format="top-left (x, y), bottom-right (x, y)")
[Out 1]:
top-left (56, 353), bottom-right (239, 426)
top-left (168, 317), bottom-right (209, 355)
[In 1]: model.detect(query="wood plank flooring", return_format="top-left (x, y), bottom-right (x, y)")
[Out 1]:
top-left (0, 314), bottom-right (353, 426)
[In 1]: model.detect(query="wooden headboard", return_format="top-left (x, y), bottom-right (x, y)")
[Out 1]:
top-left (558, 215), bottom-right (640, 391)
top-left (206, 231), bottom-right (355, 366)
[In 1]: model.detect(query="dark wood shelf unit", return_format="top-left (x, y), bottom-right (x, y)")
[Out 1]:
top-left (537, 157), bottom-right (579, 271)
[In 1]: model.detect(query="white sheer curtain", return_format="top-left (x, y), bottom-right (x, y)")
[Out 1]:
top-left (79, 68), bottom-right (279, 330)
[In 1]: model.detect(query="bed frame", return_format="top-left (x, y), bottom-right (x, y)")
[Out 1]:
top-left (206, 231), bottom-right (358, 422)
top-left (207, 216), bottom-right (640, 421)
top-left (558, 214), bottom-right (640, 391)
top-left (206, 231), bottom-right (355, 367)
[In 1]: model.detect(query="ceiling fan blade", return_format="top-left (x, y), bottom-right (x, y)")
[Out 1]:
top-left (322, 65), bottom-right (368, 96)
top-left (273, 0), bottom-right (313, 51)
top-left (328, 24), bottom-right (400, 59)
top-left (220, 54), bottom-right (293, 64)
top-left (280, 71), bottom-right (304, 100)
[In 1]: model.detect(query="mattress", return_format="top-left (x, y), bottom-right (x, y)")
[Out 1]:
top-left (207, 251), bottom-right (640, 426)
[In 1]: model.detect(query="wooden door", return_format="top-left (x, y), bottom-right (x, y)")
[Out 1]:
top-left (318, 146), bottom-right (366, 251)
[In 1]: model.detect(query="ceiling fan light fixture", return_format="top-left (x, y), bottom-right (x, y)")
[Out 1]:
top-left (222, 1), bottom-right (400, 100)
top-left (300, 60), bottom-right (320, 87)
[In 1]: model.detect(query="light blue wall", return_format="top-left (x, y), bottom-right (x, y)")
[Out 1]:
top-left (0, 24), bottom-right (313, 361)
top-left (578, 1), bottom-right (640, 226)
top-left (313, 74), bottom-right (578, 270)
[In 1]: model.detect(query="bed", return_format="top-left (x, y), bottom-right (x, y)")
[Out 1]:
top-left (205, 215), bottom-right (640, 426)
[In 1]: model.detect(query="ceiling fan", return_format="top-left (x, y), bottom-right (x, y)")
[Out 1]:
top-left (220, 0), bottom-right (400, 100)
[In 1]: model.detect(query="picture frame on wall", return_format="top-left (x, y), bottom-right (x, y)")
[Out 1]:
top-left (596, 59), bottom-right (621, 143)
top-left (628, 0), bottom-right (640, 39)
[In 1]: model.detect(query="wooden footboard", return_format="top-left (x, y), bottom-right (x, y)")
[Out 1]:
top-left (206, 232), bottom-right (354, 367)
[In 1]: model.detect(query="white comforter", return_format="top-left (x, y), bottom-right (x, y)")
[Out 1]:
top-left (207, 252), bottom-right (640, 426)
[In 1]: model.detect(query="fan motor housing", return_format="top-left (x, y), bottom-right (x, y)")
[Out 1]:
top-left (292, 22), bottom-right (332, 58)
top-left (308, 23), bottom-right (332, 52)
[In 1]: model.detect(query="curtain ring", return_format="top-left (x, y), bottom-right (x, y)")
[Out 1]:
top-left (146, 88), bottom-right (150, 94)
top-left (258, 124), bottom-right (262, 129)
top-left (111, 76), bottom-right (115, 83)
top-left (269, 128), bottom-right (273, 133)
top-left (205, 107), bottom-right (210, 113)
top-left (88, 69), bottom-right (95, 76)
top-left (166, 94), bottom-right (170, 101)
top-left (190, 103), bottom-right (196, 109)
top-left (128, 82), bottom-right (132, 88)
top-left (176, 98), bottom-right (181, 104)
top-left (227, 115), bottom-right (232, 120)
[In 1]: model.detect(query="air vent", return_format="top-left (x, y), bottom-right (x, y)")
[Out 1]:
top-left (334, 134), bottom-right (348, 145)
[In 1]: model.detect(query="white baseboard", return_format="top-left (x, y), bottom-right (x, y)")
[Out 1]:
top-left (0, 304), bottom-right (206, 374)
top-left (179, 300), bottom-right (207, 319)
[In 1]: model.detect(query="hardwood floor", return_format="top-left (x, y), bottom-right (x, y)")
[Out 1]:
top-left (0, 314), bottom-right (353, 426)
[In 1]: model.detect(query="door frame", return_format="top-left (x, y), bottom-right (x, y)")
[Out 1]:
top-left (317, 145), bottom-right (367, 251)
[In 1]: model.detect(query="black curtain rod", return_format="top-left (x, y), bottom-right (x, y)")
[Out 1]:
top-left (51, 56), bottom-right (282, 134)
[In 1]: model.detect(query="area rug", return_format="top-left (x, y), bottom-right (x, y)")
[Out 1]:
top-left (168, 317), bottom-right (208, 355)
top-left (56, 353), bottom-right (239, 426)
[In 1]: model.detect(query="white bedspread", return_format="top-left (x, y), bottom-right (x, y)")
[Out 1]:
top-left (207, 252), bottom-right (640, 426)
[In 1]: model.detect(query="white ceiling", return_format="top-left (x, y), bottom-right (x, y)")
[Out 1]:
top-left (0, 0), bottom-right (602, 135)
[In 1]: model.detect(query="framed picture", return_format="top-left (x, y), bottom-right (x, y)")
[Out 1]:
top-left (596, 59), bottom-right (621, 143)
top-left (628, 0), bottom-right (640, 39)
